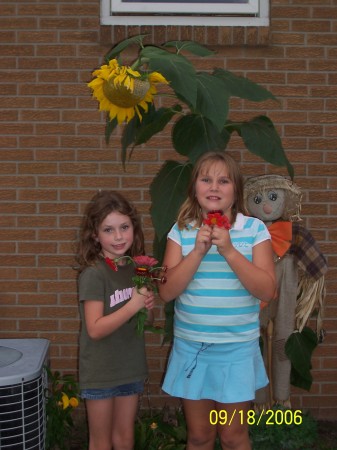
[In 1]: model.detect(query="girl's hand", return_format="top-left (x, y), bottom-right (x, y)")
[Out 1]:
top-left (83, 288), bottom-right (155, 340)
top-left (211, 225), bottom-right (234, 256)
top-left (132, 287), bottom-right (155, 311)
top-left (194, 224), bottom-right (212, 256)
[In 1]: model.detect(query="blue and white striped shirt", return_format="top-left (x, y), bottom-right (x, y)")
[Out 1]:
top-left (168, 213), bottom-right (271, 344)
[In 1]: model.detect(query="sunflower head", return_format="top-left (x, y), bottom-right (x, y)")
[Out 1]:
top-left (88, 59), bottom-right (168, 124)
top-left (103, 77), bottom-right (151, 108)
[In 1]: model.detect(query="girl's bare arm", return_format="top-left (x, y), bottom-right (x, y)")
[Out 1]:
top-left (84, 287), bottom-right (154, 340)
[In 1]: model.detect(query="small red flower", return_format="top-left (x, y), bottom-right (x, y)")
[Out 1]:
top-left (104, 254), bottom-right (167, 335)
top-left (203, 210), bottom-right (231, 230)
top-left (133, 255), bottom-right (159, 267)
top-left (105, 257), bottom-right (118, 271)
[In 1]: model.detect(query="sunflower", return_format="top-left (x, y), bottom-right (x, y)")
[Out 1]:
top-left (88, 59), bottom-right (168, 124)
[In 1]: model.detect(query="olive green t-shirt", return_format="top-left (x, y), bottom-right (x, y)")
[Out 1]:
top-left (78, 259), bottom-right (148, 390)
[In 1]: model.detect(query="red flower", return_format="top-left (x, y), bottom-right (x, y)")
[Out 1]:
top-left (104, 254), bottom-right (167, 335)
top-left (203, 210), bottom-right (231, 230)
top-left (133, 255), bottom-right (159, 267)
top-left (131, 257), bottom-right (166, 292)
top-left (105, 257), bottom-right (118, 271)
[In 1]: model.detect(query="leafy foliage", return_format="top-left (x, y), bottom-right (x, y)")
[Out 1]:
top-left (92, 34), bottom-right (294, 262)
top-left (150, 161), bottom-right (193, 240)
top-left (134, 407), bottom-right (187, 450)
top-left (44, 367), bottom-right (81, 450)
top-left (134, 406), bottom-right (318, 450)
top-left (285, 326), bottom-right (318, 391)
top-left (250, 406), bottom-right (318, 450)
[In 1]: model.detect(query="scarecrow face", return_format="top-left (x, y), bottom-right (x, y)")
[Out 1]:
top-left (247, 188), bottom-right (286, 223)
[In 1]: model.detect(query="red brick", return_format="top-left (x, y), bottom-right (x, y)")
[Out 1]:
top-left (0, 280), bottom-right (37, 294)
top-left (18, 242), bottom-right (57, 254)
top-left (272, 7), bottom-right (310, 19)
top-left (17, 31), bottom-right (57, 44)
top-left (19, 320), bottom-right (59, 332)
top-left (0, 18), bottom-right (37, 29)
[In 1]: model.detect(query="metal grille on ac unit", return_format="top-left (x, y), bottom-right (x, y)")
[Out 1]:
top-left (0, 339), bottom-right (50, 450)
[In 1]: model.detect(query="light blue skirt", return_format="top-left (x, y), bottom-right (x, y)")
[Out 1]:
top-left (162, 337), bottom-right (268, 403)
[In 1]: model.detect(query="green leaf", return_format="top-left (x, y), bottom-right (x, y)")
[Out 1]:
top-left (134, 105), bottom-right (182, 146)
top-left (162, 301), bottom-right (175, 344)
top-left (195, 72), bottom-right (230, 131)
top-left (140, 46), bottom-right (197, 108)
top-left (105, 116), bottom-right (118, 144)
top-left (238, 116), bottom-right (294, 178)
top-left (172, 114), bottom-right (231, 163)
top-left (163, 40), bottom-right (215, 57)
top-left (105, 34), bottom-right (149, 61)
top-left (285, 327), bottom-right (318, 391)
top-left (121, 115), bottom-right (141, 165)
top-left (213, 68), bottom-right (277, 102)
top-left (150, 160), bottom-right (193, 240)
top-left (290, 365), bottom-right (313, 392)
top-left (152, 233), bottom-right (167, 263)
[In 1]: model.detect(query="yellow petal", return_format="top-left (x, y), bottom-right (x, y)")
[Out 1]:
top-left (61, 393), bottom-right (70, 409)
top-left (69, 397), bottom-right (79, 408)
top-left (126, 67), bottom-right (142, 78)
top-left (148, 71), bottom-right (169, 84)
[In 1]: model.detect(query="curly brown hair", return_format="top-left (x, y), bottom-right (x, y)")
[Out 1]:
top-left (76, 190), bottom-right (144, 271)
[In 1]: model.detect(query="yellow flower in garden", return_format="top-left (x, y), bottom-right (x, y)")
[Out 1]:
top-left (69, 397), bottom-right (79, 408)
top-left (150, 422), bottom-right (158, 430)
top-left (88, 59), bottom-right (168, 124)
top-left (60, 392), bottom-right (70, 409)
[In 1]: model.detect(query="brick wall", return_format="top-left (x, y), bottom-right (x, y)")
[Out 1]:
top-left (0, 0), bottom-right (336, 420)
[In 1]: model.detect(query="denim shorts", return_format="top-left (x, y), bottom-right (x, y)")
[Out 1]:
top-left (81, 380), bottom-right (144, 400)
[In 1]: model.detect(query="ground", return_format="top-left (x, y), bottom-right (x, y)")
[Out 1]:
top-left (69, 419), bottom-right (337, 449)
top-left (313, 421), bottom-right (337, 450)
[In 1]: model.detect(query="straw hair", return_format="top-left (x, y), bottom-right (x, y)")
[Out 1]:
top-left (244, 174), bottom-right (302, 222)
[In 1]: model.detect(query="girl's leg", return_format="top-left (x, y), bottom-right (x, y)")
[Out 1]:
top-left (182, 399), bottom-right (217, 450)
top-left (86, 398), bottom-right (115, 450)
top-left (216, 401), bottom-right (252, 450)
top-left (111, 394), bottom-right (139, 450)
top-left (86, 394), bottom-right (139, 450)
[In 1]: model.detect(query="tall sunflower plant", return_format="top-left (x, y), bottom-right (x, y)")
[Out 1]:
top-left (88, 34), bottom-right (294, 262)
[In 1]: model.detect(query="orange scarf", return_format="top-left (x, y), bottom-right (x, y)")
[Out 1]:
top-left (267, 221), bottom-right (293, 257)
top-left (259, 221), bottom-right (293, 310)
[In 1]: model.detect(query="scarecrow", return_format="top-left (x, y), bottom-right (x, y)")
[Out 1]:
top-left (244, 175), bottom-right (327, 408)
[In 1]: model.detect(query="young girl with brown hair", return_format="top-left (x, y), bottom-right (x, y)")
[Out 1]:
top-left (76, 190), bottom-right (155, 450)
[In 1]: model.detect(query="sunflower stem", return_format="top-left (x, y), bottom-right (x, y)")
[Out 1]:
top-left (130, 59), bottom-right (141, 71)
top-left (224, 121), bottom-right (243, 128)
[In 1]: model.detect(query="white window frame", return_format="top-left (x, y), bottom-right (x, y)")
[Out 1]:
top-left (101, 0), bottom-right (269, 26)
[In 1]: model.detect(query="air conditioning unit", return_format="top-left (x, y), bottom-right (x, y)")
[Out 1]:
top-left (0, 339), bottom-right (50, 450)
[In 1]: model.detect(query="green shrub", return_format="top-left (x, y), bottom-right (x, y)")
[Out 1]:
top-left (134, 405), bottom-right (318, 450)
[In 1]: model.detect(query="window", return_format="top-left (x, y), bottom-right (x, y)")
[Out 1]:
top-left (101, 0), bottom-right (269, 26)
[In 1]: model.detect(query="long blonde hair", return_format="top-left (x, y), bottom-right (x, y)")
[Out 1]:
top-left (76, 190), bottom-right (144, 271)
top-left (177, 152), bottom-right (247, 229)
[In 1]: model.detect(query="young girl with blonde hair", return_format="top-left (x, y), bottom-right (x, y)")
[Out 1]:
top-left (160, 152), bottom-right (276, 450)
